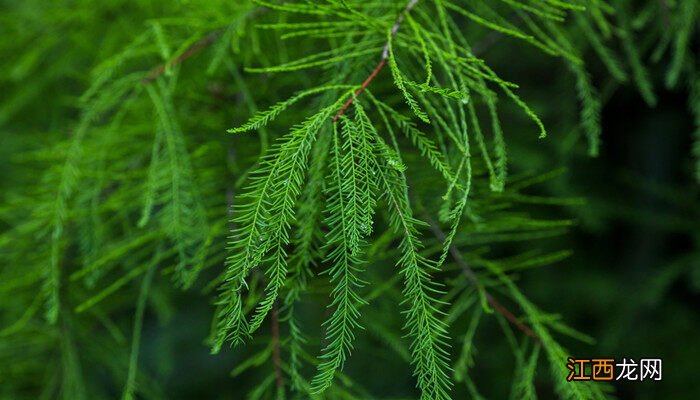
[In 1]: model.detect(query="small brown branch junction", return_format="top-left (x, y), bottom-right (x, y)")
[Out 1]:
top-left (425, 215), bottom-right (540, 343)
top-left (141, 30), bottom-right (222, 85)
top-left (332, 0), bottom-right (419, 122)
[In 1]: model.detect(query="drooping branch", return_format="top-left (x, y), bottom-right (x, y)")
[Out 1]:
top-left (142, 30), bottom-right (223, 85)
top-left (425, 215), bottom-right (540, 343)
top-left (141, 6), bottom-right (270, 85)
top-left (333, 0), bottom-right (420, 122)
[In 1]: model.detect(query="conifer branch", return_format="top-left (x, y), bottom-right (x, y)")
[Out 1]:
top-left (373, 158), bottom-right (453, 399)
top-left (5, 1), bottom-right (697, 398)
top-left (333, 0), bottom-right (420, 122)
top-left (142, 30), bottom-right (223, 85)
top-left (487, 296), bottom-right (539, 343)
top-left (141, 6), bottom-right (270, 85)
top-left (425, 215), bottom-right (540, 343)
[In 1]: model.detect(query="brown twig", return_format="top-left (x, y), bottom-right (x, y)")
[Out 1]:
top-left (424, 214), bottom-right (540, 343)
top-left (333, 0), bottom-right (420, 122)
top-left (486, 293), bottom-right (539, 342)
top-left (141, 30), bottom-right (223, 85)
top-left (271, 300), bottom-right (284, 391)
top-left (140, 5), bottom-right (274, 85)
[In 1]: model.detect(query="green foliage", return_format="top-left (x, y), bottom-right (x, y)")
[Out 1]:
top-left (310, 117), bottom-right (373, 394)
top-left (1, 0), bottom-right (698, 399)
top-left (143, 81), bottom-right (210, 288)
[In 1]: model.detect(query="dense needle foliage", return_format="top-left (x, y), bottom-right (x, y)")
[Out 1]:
top-left (0, 0), bottom-right (698, 399)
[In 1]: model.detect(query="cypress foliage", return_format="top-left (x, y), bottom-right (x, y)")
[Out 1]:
top-left (0, 0), bottom-right (698, 399)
